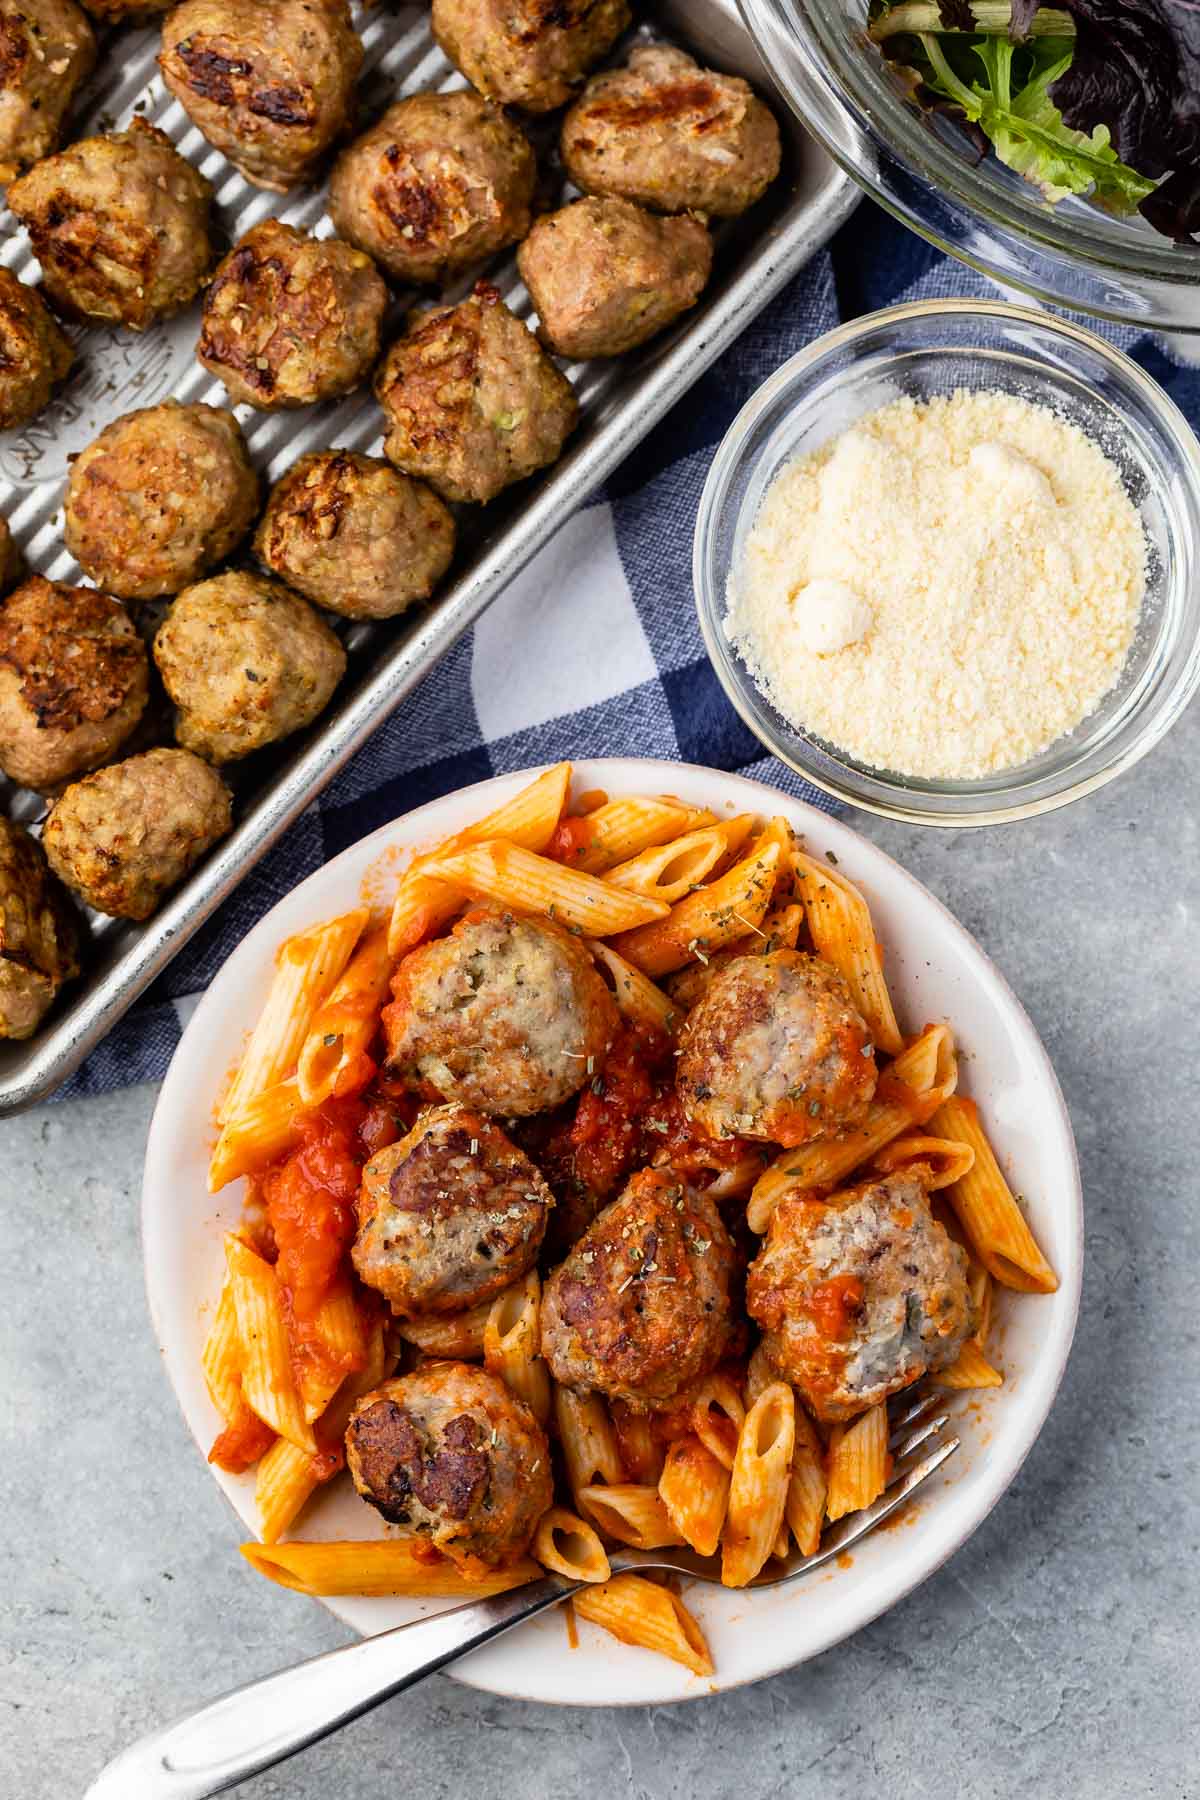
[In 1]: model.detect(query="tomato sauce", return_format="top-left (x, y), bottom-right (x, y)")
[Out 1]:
top-left (568, 1026), bottom-right (659, 1197)
top-left (804, 1275), bottom-right (865, 1341)
top-left (547, 814), bottom-right (601, 865)
top-left (208, 1404), bottom-right (275, 1474)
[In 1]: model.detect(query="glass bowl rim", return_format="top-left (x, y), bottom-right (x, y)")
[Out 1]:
top-left (692, 295), bottom-right (1200, 826)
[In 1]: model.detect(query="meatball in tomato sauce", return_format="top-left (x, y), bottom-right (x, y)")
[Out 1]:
top-left (675, 949), bottom-right (877, 1147)
top-left (345, 1363), bottom-right (552, 1566)
top-left (352, 1104), bottom-right (554, 1317)
top-left (540, 1166), bottom-right (735, 1410)
top-left (383, 910), bottom-right (618, 1118)
top-left (746, 1170), bottom-right (975, 1423)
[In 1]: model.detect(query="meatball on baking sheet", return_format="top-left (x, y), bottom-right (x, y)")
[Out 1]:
top-left (0, 0), bottom-right (852, 1102)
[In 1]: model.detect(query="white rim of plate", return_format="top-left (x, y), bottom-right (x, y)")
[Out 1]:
top-left (142, 757), bottom-right (1084, 1706)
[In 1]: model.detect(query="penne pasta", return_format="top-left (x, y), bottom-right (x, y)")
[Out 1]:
top-left (610, 1400), bottom-right (666, 1486)
top-left (296, 926), bottom-right (393, 1106)
top-left (573, 1575), bottom-right (713, 1677)
top-left (587, 940), bottom-right (680, 1038)
top-left (532, 1507), bottom-right (611, 1583)
top-left (563, 796), bottom-right (717, 874)
top-left (785, 1405), bottom-right (828, 1556)
top-left (872, 1133), bottom-right (976, 1189)
top-left (658, 1435), bottom-right (730, 1558)
top-left (242, 1541), bottom-right (541, 1598)
top-left (220, 910), bottom-right (368, 1125)
top-left (421, 840), bottom-right (670, 935)
top-left (746, 1026), bottom-right (959, 1234)
top-left (577, 1483), bottom-right (684, 1550)
top-left (791, 851), bottom-right (903, 1056)
top-left (255, 1437), bottom-right (326, 1547)
top-left (484, 1270), bottom-right (551, 1426)
top-left (201, 1277), bottom-right (243, 1424)
top-left (224, 1235), bottom-right (315, 1454)
top-left (932, 1339), bottom-right (1003, 1389)
top-left (722, 1383), bottom-right (795, 1588)
top-left (744, 1342), bottom-right (776, 1409)
top-left (825, 1403), bottom-right (888, 1522)
top-left (932, 1095), bottom-right (1058, 1293)
top-left (397, 1297), bottom-right (493, 1360)
top-left (614, 838), bottom-right (782, 977)
top-left (604, 816), bottom-right (755, 905)
top-left (555, 1385), bottom-right (624, 1507)
top-left (298, 1282), bottom-right (366, 1424)
top-left (689, 1372), bottom-right (746, 1472)
top-left (208, 1077), bottom-right (305, 1194)
top-left (387, 763), bottom-right (573, 958)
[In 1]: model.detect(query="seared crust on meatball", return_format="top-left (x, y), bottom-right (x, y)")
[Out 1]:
top-left (0, 517), bottom-right (18, 596)
top-left (0, 577), bottom-right (148, 791)
top-left (746, 1171), bottom-right (975, 1422)
top-left (431, 0), bottom-right (630, 114)
top-left (540, 1167), bottom-right (735, 1410)
top-left (353, 1104), bottom-right (554, 1317)
top-left (154, 570), bottom-right (346, 764)
top-left (329, 91), bottom-right (535, 287)
top-left (254, 451), bottom-right (455, 620)
top-left (345, 1363), bottom-right (552, 1565)
top-left (561, 45), bottom-right (781, 218)
top-left (0, 269), bottom-right (74, 432)
top-left (517, 197), bottom-right (712, 359)
top-left (0, 0), bottom-right (95, 183)
top-left (82, 0), bottom-right (170, 16)
top-left (64, 403), bottom-right (259, 602)
top-left (383, 908), bottom-right (619, 1117)
top-left (198, 221), bottom-right (388, 411)
top-left (8, 118), bottom-right (214, 331)
top-left (42, 746), bottom-right (232, 918)
top-left (0, 818), bottom-right (80, 1040)
top-left (375, 285), bottom-right (577, 506)
top-left (676, 950), bottom-right (877, 1147)
top-left (159, 0), bottom-right (362, 191)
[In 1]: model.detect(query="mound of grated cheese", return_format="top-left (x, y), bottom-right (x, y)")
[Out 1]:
top-left (723, 389), bottom-right (1146, 779)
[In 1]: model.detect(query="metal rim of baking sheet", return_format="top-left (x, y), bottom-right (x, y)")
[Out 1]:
top-left (0, 0), bottom-right (858, 1111)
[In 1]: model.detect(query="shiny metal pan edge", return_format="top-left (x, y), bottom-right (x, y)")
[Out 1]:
top-left (0, 0), bottom-right (857, 1111)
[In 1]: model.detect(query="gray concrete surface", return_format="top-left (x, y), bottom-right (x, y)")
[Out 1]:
top-left (3, 705), bottom-right (1198, 1800)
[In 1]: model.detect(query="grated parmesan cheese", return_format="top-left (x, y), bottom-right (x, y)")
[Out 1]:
top-left (724, 389), bottom-right (1146, 778)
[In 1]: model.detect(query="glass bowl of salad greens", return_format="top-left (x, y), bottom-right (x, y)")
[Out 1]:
top-left (739, 0), bottom-right (1200, 330)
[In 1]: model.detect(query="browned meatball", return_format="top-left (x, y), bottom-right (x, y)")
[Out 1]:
top-left (746, 1171), bottom-right (975, 1423)
top-left (676, 950), bottom-right (877, 1148)
top-left (0, 818), bottom-right (79, 1040)
top-left (0, 269), bottom-right (74, 432)
top-left (383, 908), bottom-right (618, 1117)
top-left (8, 119), bottom-right (214, 331)
top-left (154, 570), bottom-right (345, 764)
top-left (42, 746), bottom-right (232, 919)
top-left (159, 0), bottom-right (362, 192)
top-left (517, 197), bottom-right (712, 360)
top-left (197, 220), bottom-right (388, 411)
top-left (81, 0), bottom-right (169, 16)
top-left (0, 516), bottom-right (17, 595)
top-left (0, 0), bottom-right (95, 183)
top-left (64, 403), bottom-right (259, 602)
top-left (540, 1167), bottom-right (735, 1410)
top-left (353, 1104), bottom-right (554, 1317)
top-left (375, 285), bottom-right (578, 506)
top-left (0, 577), bottom-right (148, 791)
top-left (431, 0), bottom-right (630, 114)
top-left (345, 1363), bottom-right (552, 1565)
top-left (561, 45), bottom-right (782, 218)
top-left (329, 91), bottom-right (535, 287)
top-left (254, 451), bottom-right (455, 620)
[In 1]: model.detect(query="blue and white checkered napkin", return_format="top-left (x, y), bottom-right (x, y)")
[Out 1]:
top-left (63, 204), bottom-right (1200, 1099)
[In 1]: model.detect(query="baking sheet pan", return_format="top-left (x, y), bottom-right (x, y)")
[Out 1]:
top-left (0, 0), bottom-right (857, 1110)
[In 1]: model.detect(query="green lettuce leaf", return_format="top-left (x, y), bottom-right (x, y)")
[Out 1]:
top-left (917, 31), bottom-right (1156, 210)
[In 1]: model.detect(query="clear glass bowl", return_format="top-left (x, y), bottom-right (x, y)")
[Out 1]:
top-left (738, 0), bottom-right (1200, 332)
top-left (693, 299), bottom-right (1200, 825)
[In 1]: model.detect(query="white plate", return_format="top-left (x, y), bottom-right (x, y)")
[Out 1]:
top-left (142, 758), bottom-right (1082, 1706)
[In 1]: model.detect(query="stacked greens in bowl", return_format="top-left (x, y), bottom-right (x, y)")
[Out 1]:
top-left (869, 1), bottom-right (1200, 240)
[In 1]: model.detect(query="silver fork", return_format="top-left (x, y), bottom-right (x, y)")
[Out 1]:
top-left (85, 1395), bottom-right (958, 1800)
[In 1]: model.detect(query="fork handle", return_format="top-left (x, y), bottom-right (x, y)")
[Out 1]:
top-left (83, 1571), bottom-right (576, 1800)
